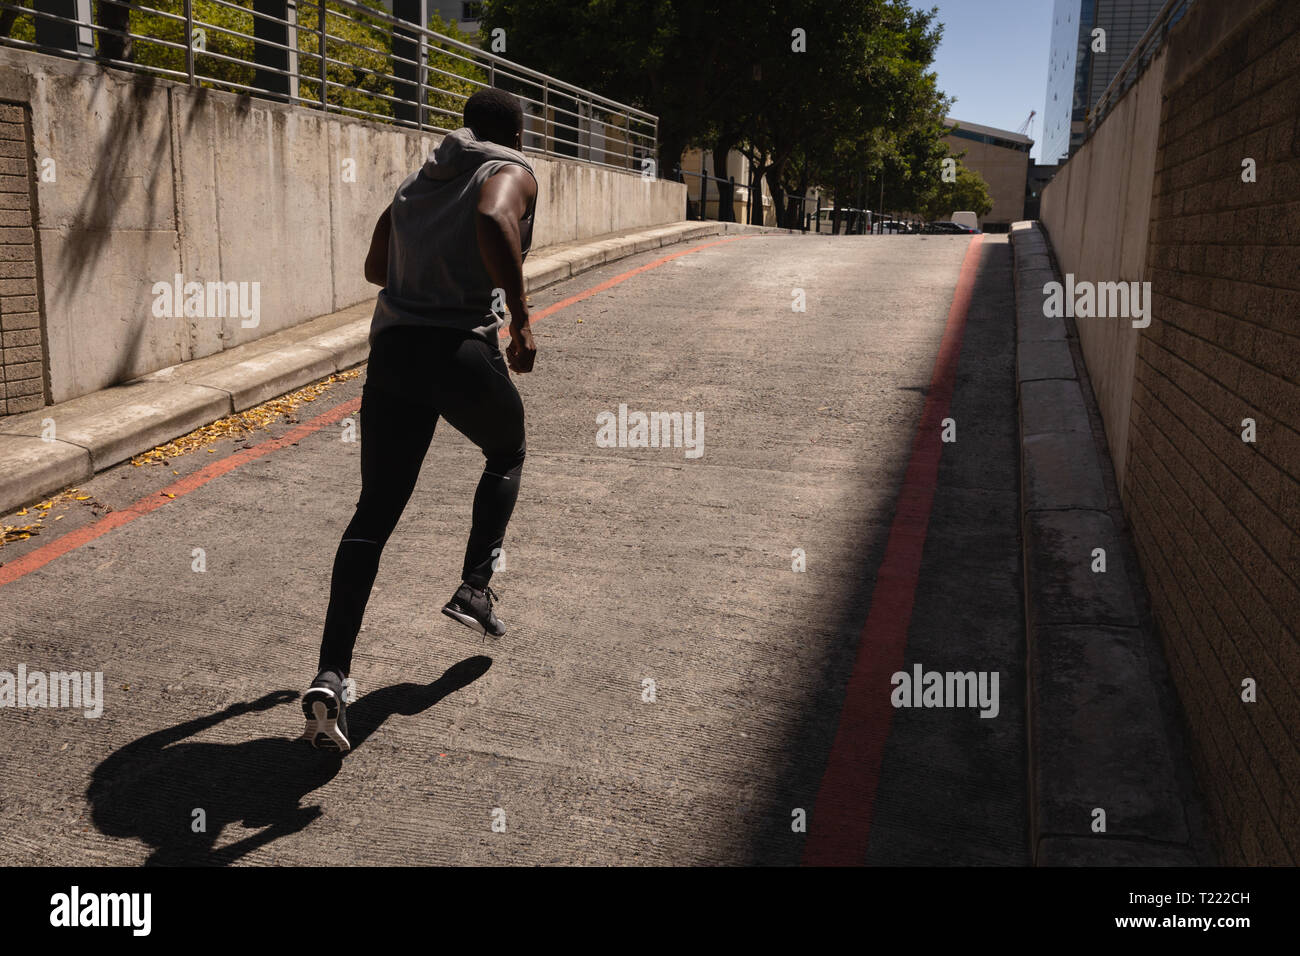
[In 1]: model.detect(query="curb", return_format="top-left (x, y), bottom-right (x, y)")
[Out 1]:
top-left (0, 220), bottom-right (796, 515)
top-left (1009, 221), bottom-right (1199, 866)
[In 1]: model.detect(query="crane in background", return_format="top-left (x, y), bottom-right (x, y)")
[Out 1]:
top-left (1017, 109), bottom-right (1037, 139)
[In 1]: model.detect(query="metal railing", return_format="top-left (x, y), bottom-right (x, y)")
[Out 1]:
top-left (0, 0), bottom-right (658, 172)
top-left (1085, 0), bottom-right (1194, 138)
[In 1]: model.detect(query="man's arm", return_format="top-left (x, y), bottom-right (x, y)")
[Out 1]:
top-left (364, 206), bottom-right (392, 286)
top-left (476, 165), bottom-right (538, 373)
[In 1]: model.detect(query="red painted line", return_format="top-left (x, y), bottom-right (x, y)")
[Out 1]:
top-left (802, 235), bottom-right (985, 866)
top-left (0, 398), bottom-right (361, 588)
top-left (2, 234), bottom-right (755, 588)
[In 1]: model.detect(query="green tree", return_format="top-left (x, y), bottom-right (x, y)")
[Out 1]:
top-left (481, 0), bottom-right (753, 178)
top-left (919, 160), bottom-right (993, 220)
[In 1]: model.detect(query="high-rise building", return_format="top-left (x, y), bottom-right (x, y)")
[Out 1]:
top-left (1041, 0), bottom-right (1169, 164)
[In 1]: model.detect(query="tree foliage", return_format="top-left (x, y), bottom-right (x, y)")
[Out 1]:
top-left (918, 157), bottom-right (994, 220)
top-left (482, 0), bottom-right (958, 227)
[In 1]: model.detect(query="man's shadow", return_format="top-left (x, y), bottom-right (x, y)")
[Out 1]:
top-left (87, 656), bottom-right (492, 866)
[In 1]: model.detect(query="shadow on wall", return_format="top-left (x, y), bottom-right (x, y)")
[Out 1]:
top-left (55, 72), bottom-right (174, 385)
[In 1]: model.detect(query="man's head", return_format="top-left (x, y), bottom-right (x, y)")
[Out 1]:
top-left (464, 88), bottom-right (524, 149)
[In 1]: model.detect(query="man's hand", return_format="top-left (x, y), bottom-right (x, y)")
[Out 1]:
top-left (506, 313), bottom-right (536, 373)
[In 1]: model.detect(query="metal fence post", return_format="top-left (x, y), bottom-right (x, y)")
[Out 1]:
top-left (250, 0), bottom-right (292, 102)
top-left (652, 117), bottom-right (658, 177)
top-left (417, 32), bottom-right (426, 130)
top-left (542, 78), bottom-right (549, 154)
top-left (701, 154), bottom-right (707, 219)
top-left (391, 0), bottom-right (424, 127)
top-left (184, 0), bottom-right (195, 84)
top-left (286, 0), bottom-right (300, 103)
top-left (318, 0), bottom-right (327, 108)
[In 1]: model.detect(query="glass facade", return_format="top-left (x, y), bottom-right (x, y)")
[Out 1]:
top-left (1041, 0), bottom-right (1165, 164)
top-left (1042, 0), bottom-right (1085, 165)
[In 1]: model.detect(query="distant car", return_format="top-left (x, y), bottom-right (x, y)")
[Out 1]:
top-left (950, 211), bottom-right (981, 232)
top-left (923, 220), bottom-right (981, 234)
top-left (877, 219), bottom-right (913, 234)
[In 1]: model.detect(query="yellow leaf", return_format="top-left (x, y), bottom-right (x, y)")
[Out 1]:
top-left (53, 515), bottom-right (64, 521)
top-left (15, 509), bottom-right (26, 516)
top-left (74, 495), bottom-right (90, 501)
top-left (163, 492), bottom-right (175, 499)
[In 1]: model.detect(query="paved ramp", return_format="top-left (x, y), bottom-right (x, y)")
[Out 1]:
top-left (0, 234), bottom-right (1025, 865)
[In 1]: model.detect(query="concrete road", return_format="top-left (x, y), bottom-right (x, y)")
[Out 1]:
top-left (0, 233), bottom-right (1025, 865)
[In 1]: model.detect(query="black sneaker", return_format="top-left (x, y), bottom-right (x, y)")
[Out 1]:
top-left (442, 582), bottom-right (506, 637)
top-left (300, 669), bottom-right (351, 753)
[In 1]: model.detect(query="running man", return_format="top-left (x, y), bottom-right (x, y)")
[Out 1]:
top-left (301, 89), bottom-right (538, 753)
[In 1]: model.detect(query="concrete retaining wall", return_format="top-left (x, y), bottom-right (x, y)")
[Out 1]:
top-left (1039, 47), bottom-right (1165, 490)
top-left (0, 46), bottom-right (685, 404)
top-left (1038, 0), bottom-right (1300, 865)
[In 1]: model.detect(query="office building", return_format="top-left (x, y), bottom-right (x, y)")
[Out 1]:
top-left (1041, 0), bottom-right (1168, 164)
top-left (943, 117), bottom-right (1032, 231)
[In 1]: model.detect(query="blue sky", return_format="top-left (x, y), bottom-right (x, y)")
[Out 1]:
top-left (908, 0), bottom-right (1056, 161)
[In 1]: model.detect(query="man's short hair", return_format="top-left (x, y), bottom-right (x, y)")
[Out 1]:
top-left (464, 88), bottom-right (524, 147)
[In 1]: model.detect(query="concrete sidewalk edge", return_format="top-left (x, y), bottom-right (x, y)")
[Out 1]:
top-left (0, 220), bottom-right (796, 515)
top-left (1009, 220), bottom-right (1200, 866)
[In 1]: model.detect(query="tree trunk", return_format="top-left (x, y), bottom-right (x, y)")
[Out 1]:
top-left (749, 153), bottom-right (768, 225)
top-left (763, 160), bottom-right (787, 228)
top-left (791, 168), bottom-right (811, 230)
top-left (712, 133), bottom-right (738, 222)
top-left (658, 133), bottom-right (686, 184)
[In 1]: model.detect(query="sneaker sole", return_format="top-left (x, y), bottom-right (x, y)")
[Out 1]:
top-left (441, 604), bottom-right (505, 638)
top-left (300, 687), bottom-right (351, 753)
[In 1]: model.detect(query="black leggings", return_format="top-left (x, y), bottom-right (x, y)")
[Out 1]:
top-left (318, 326), bottom-right (525, 675)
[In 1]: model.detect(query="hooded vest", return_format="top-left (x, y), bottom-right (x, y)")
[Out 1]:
top-left (369, 127), bottom-right (537, 346)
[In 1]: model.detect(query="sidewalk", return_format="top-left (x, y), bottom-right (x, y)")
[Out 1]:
top-left (1010, 221), bottom-right (1208, 865)
top-left (0, 220), bottom-right (794, 514)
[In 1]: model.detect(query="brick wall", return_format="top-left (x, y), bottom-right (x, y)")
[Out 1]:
top-left (0, 99), bottom-right (46, 416)
top-left (1128, 0), bottom-right (1300, 864)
